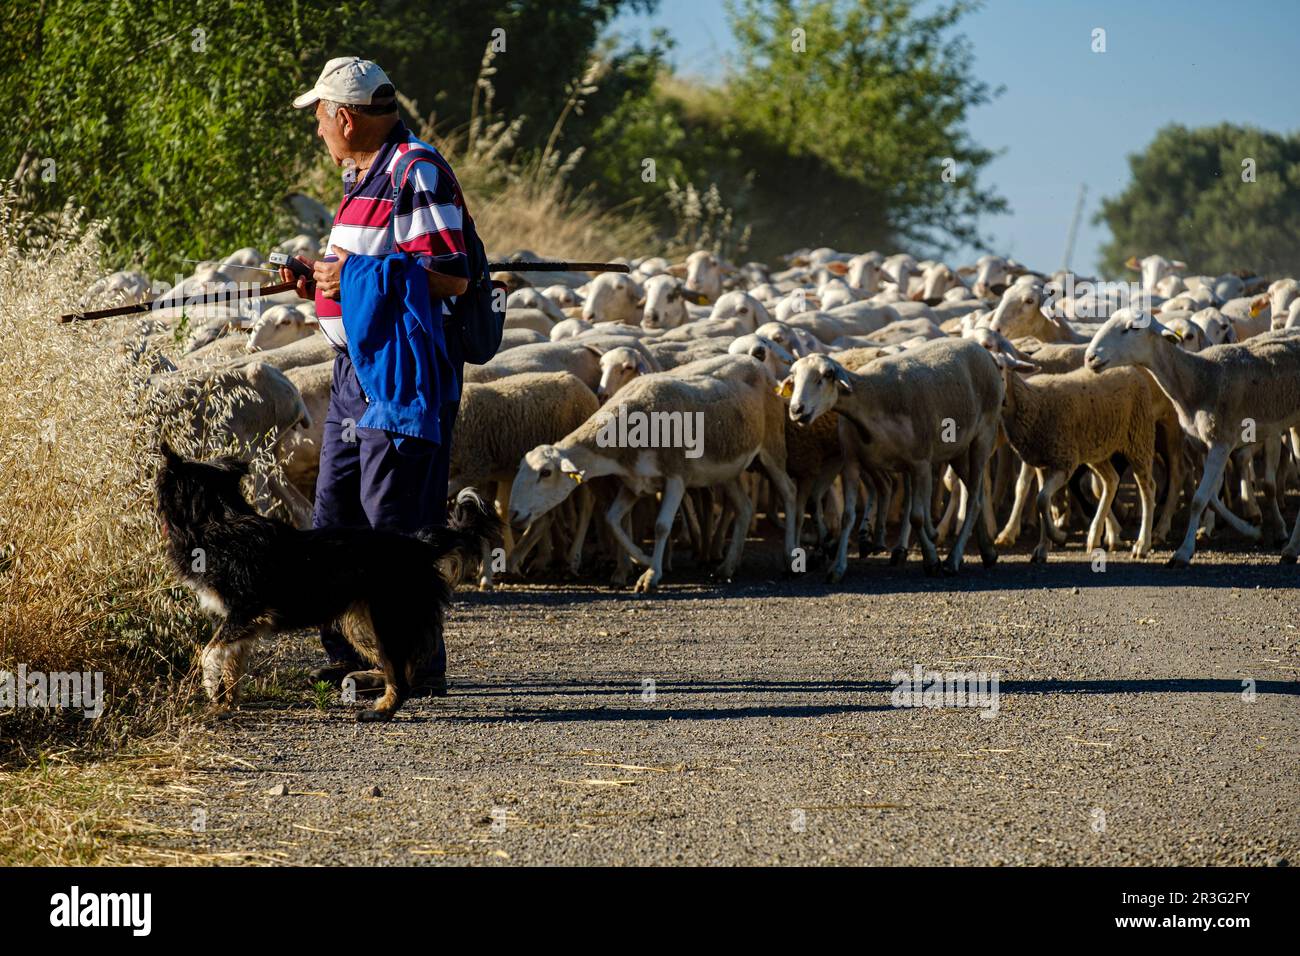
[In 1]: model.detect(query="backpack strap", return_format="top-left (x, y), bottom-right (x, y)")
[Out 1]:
top-left (385, 147), bottom-right (442, 249)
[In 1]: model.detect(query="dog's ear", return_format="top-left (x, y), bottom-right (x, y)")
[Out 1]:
top-left (211, 456), bottom-right (250, 478)
top-left (159, 440), bottom-right (181, 464)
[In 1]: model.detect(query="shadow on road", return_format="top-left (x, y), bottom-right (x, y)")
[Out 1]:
top-left (461, 554), bottom-right (1298, 607)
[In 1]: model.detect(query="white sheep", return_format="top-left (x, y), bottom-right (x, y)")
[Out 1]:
top-left (581, 272), bottom-right (644, 325)
top-left (1085, 312), bottom-right (1300, 565)
top-left (550, 317), bottom-right (594, 340)
top-left (991, 357), bottom-right (1157, 561)
top-left (508, 354), bottom-right (798, 592)
top-left (247, 304), bottom-right (314, 352)
top-left (450, 371), bottom-right (601, 587)
top-left (507, 287), bottom-right (568, 324)
top-left (784, 338), bottom-right (1003, 580)
top-left (640, 273), bottom-right (692, 330)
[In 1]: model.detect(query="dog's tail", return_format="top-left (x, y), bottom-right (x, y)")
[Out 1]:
top-left (416, 488), bottom-right (503, 582)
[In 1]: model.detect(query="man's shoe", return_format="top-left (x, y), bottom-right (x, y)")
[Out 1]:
top-left (309, 661), bottom-right (366, 687)
top-left (412, 673), bottom-right (448, 698)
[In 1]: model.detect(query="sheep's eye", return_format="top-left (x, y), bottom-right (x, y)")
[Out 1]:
top-left (539, 468), bottom-right (552, 478)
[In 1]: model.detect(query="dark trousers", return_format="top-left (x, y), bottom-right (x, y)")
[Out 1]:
top-left (312, 352), bottom-right (459, 671)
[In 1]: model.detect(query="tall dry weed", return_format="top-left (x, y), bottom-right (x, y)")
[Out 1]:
top-left (0, 187), bottom-right (205, 763)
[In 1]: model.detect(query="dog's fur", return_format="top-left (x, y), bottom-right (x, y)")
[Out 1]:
top-left (155, 442), bottom-right (499, 721)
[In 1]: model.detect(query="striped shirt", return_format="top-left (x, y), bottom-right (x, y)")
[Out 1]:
top-left (320, 121), bottom-right (468, 349)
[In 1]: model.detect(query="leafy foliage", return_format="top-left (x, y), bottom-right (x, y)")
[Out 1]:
top-left (1096, 123), bottom-right (1300, 279)
top-left (723, 0), bottom-right (1006, 254)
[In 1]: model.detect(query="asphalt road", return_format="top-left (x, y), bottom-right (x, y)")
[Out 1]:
top-left (149, 545), bottom-right (1299, 866)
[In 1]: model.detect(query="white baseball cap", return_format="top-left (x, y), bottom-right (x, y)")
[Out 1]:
top-left (292, 57), bottom-right (396, 110)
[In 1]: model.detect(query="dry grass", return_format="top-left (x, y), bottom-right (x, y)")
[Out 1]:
top-left (0, 732), bottom-right (256, 865)
top-left (0, 187), bottom-right (207, 765)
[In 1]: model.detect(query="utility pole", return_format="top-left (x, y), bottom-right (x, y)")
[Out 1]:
top-left (1061, 183), bottom-right (1087, 272)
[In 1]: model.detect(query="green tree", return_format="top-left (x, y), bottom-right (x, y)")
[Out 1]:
top-left (723, 0), bottom-right (1005, 254)
top-left (0, 0), bottom-right (655, 275)
top-left (1096, 123), bottom-right (1300, 279)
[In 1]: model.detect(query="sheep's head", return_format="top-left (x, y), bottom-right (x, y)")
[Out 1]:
top-left (595, 345), bottom-right (650, 401)
top-left (846, 253), bottom-right (884, 293)
top-left (916, 262), bottom-right (960, 305)
top-left (783, 354), bottom-right (851, 426)
top-left (543, 284), bottom-right (581, 308)
top-left (1084, 311), bottom-right (1176, 373)
top-left (507, 287), bottom-right (547, 311)
top-left (966, 255), bottom-right (1012, 299)
top-left (1126, 254), bottom-right (1187, 292)
top-left (682, 250), bottom-right (727, 302)
top-left (581, 273), bottom-right (642, 324)
top-left (1266, 278), bottom-right (1299, 318)
top-left (710, 290), bottom-right (768, 330)
top-left (247, 305), bottom-right (311, 352)
top-left (1161, 315), bottom-right (1206, 352)
top-left (549, 317), bottom-right (592, 341)
top-left (641, 274), bottom-right (689, 330)
top-left (755, 321), bottom-right (795, 353)
top-left (988, 281), bottom-right (1054, 339)
top-left (509, 444), bottom-right (584, 528)
top-left (729, 334), bottom-right (793, 379)
top-left (1190, 307), bottom-right (1236, 346)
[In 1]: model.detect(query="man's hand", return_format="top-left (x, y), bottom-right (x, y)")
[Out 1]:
top-left (314, 247), bottom-right (351, 301)
top-left (428, 270), bottom-right (469, 299)
top-left (277, 256), bottom-right (316, 300)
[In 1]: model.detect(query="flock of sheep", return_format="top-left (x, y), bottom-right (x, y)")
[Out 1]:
top-left (92, 233), bottom-right (1300, 593)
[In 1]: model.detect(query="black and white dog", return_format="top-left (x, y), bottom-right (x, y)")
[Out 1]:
top-left (155, 442), bottom-right (498, 721)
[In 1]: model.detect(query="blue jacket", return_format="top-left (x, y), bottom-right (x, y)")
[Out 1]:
top-left (339, 253), bottom-right (460, 450)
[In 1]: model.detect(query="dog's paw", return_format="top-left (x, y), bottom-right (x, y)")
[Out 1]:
top-left (356, 708), bottom-right (394, 723)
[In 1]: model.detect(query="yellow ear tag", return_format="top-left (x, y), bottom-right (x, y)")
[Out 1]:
top-left (777, 380), bottom-right (794, 399)
top-left (568, 472), bottom-right (583, 484)
top-left (1173, 328), bottom-right (1184, 341)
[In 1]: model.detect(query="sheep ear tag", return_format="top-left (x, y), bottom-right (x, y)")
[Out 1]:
top-left (568, 472), bottom-right (584, 484)
top-left (776, 379), bottom-right (794, 399)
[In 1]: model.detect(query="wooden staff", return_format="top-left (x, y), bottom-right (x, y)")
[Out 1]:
top-left (58, 262), bottom-right (629, 323)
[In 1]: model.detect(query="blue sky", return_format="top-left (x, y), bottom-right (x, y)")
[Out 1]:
top-left (610, 0), bottom-right (1299, 275)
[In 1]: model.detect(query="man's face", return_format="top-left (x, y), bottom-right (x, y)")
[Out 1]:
top-left (314, 101), bottom-right (350, 167)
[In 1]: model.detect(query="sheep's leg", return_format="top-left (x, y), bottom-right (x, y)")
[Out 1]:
top-left (808, 467), bottom-right (840, 551)
top-left (1172, 442), bottom-right (1234, 567)
top-left (996, 460), bottom-right (1034, 547)
top-left (856, 478), bottom-right (878, 555)
top-left (1234, 450), bottom-right (1262, 522)
top-left (1207, 493), bottom-right (1264, 540)
top-left (479, 538), bottom-right (496, 589)
top-left (945, 438), bottom-right (992, 574)
top-left (635, 477), bottom-right (685, 593)
top-left (754, 447), bottom-right (800, 571)
top-left (829, 463), bottom-right (860, 584)
top-left (495, 480), bottom-right (515, 553)
top-left (1153, 426), bottom-right (1183, 544)
top-left (791, 479), bottom-right (812, 552)
top-left (566, 485), bottom-right (594, 577)
top-left (1261, 434), bottom-right (1287, 544)
top-left (1132, 460), bottom-right (1156, 559)
top-left (1084, 460), bottom-right (1120, 555)
top-left (716, 477), bottom-right (754, 581)
top-left (891, 472), bottom-right (913, 566)
top-left (506, 516), bottom-right (548, 576)
top-left (871, 476), bottom-right (891, 553)
top-left (605, 485), bottom-right (653, 571)
top-left (910, 464), bottom-right (941, 574)
top-left (982, 460), bottom-right (998, 540)
top-left (1032, 469), bottom-right (1068, 563)
top-left (935, 467), bottom-right (960, 545)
